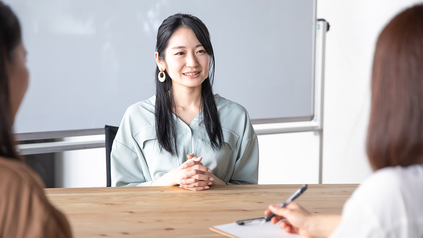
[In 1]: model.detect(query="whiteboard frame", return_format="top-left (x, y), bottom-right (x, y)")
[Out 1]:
top-left (17, 19), bottom-right (328, 171)
top-left (10, 0), bottom-right (317, 134)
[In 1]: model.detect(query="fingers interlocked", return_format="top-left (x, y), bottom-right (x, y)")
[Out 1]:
top-left (178, 154), bottom-right (214, 191)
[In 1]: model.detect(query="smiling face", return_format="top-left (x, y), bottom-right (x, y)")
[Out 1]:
top-left (155, 27), bottom-right (210, 90)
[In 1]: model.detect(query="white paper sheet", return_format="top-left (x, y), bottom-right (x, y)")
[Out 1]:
top-left (212, 220), bottom-right (304, 238)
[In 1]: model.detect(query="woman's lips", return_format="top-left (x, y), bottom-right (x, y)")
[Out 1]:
top-left (183, 72), bottom-right (200, 76)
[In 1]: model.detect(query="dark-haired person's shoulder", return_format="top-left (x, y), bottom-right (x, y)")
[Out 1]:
top-left (120, 96), bottom-right (156, 131)
top-left (214, 94), bottom-right (249, 117)
top-left (0, 157), bottom-right (72, 238)
top-left (125, 96), bottom-right (156, 120)
top-left (0, 157), bottom-right (44, 190)
top-left (214, 94), bottom-right (256, 137)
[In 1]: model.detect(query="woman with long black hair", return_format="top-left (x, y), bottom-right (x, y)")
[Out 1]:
top-left (111, 13), bottom-right (259, 191)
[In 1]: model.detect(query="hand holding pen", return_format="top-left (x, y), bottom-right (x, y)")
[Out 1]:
top-left (265, 202), bottom-right (313, 237)
top-left (263, 184), bottom-right (308, 223)
top-left (263, 185), bottom-right (313, 237)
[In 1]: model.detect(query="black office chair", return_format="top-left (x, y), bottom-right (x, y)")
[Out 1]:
top-left (105, 125), bottom-right (119, 187)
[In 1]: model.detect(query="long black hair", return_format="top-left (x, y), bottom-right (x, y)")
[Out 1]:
top-left (155, 13), bottom-right (223, 155)
top-left (0, 2), bottom-right (22, 161)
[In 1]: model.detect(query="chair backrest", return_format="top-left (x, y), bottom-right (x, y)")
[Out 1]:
top-left (105, 125), bottom-right (119, 187)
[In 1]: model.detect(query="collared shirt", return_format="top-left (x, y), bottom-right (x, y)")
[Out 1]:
top-left (330, 164), bottom-right (423, 238)
top-left (111, 94), bottom-right (259, 186)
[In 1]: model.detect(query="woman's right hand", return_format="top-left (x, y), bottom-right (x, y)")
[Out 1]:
top-left (264, 202), bottom-right (313, 237)
top-left (151, 154), bottom-right (213, 190)
top-left (178, 154), bottom-right (214, 191)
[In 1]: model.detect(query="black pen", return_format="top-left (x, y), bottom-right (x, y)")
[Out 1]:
top-left (262, 184), bottom-right (308, 224)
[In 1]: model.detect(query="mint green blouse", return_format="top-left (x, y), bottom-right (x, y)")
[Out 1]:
top-left (111, 94), bottom-right (259, 186)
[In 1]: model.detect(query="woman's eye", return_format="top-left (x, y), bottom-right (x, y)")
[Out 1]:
top-left (197, 50), bottom-right (206, 54)
top-left (175, 52), bottom-right (185, 55)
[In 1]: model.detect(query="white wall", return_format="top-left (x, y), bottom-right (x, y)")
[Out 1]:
top-left (56, 0), bottom-right (423, 187)
top-left (258, 132), bottom-right (320, 185)
top-left (55, 135), bottom-right (106, 188)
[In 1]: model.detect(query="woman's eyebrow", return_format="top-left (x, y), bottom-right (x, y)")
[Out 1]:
top-left (171, 46), bottom-right (186, 49)
top-left (171, 44), bottom-right (202, 49)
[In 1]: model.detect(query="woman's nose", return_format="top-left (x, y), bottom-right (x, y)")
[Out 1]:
top-left (185, 52), bottom-right (198, 67)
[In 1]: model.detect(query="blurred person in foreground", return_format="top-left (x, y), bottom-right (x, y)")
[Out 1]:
top-left (265, 4), bottom-right (423, 238)
top-left (0, 2), bottom-right (72, 237)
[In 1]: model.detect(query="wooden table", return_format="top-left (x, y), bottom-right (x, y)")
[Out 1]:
top-left (45, 184), bottom-right (358, 237)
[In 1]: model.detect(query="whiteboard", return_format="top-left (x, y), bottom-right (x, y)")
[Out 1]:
top-left (8, 0), bottom-right (316, 134)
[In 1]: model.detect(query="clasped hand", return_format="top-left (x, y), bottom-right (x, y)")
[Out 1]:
top-left (151, 153), bottom-right (224, 190)
top-left (177, 153), bottom-right (214, 191)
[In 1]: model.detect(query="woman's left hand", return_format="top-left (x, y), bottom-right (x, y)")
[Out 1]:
top-left (179, 154), bottom-right (227, 191)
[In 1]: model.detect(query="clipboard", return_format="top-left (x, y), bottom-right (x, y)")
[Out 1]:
top-left (210, 220), bottom-right (304, 238)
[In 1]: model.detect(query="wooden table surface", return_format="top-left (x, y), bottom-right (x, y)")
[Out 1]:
top-left (45, 184), bottom-right (358, 237)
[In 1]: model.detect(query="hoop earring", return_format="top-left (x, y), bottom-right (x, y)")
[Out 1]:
top-left (158, 69), bottom-right (166, 82)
